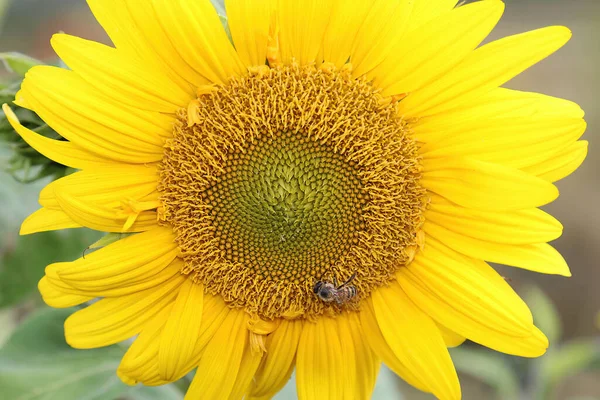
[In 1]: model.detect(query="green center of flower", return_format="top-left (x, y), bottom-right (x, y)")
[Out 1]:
top-left (204, 130), bottom-right (367, 283)
top-left (158, 64), bottom-right (425, 319)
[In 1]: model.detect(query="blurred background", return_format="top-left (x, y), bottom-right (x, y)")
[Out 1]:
top-left (0, 0), bottom-right (598, 399)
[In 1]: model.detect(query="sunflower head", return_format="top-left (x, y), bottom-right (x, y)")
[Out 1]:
top-left (158, 63), bottom-right (425, 318)
top-left (3, 0), bottom-right (587, 399)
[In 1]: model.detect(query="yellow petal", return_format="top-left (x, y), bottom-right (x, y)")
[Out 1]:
top-left (250, 319), bottom-right (302, 399)
top-left (423, 223), bottom-right (571, 276)
top-left (2, 104), bottom-right (111, 169)
top-left (359, 303), bottom-right (429, 393)
top-left (335, 315), bottom-right (357, 397)
top-left (225, 0), bottom-right (273, 66)
top-left (56, 227), bottom-right (178, 288)
top-left (412, 88), bottom-right (585, 136)
top-left (345, 313), bottom-right (379, 399)
top-left (420, 118), bottom-right (586, 170)
top-left (118, 306), bottom-right (173, 386)
top-left (49, 165), bottom-right (159, 209)
top-left (21, 208), bottom-right (81, 235)
top-left (372, 0), bottom-right (504, 96)
top-left (152, 0), bottom-right (245, 84)
top-left (408, 238), bottom-right (534, 335)
top-left (422, 157), bottom-right (558, 211)
top-left (372, 283), bottom-right (461, 400)
top-left (47, 258), bottom-right (181, 298)
top-left (296, 317), bottom-right (351, 400)
top-left (400, 26), bottom-right (572, 118)
top-left (120, 294), bottom-right (230, 385)
top-left (398, 266), bottom-right (549, 357)
top-left (523, 140), bottom-right (588, 183)
top-left (321, 0), bottom-right (372, 68)
top-left (276, 0), bottom-right (333, 65)
top-left (65, 273), bottom-right (185, 349)
top-left (49, 166), bottom-right (160, 232)
top-left (437, 323), bottom-right (466, 348)
top-left (407, 0), bottom-right (459, 31)
top-left (351, 0), bottom-right (415, 77)
top-left (86, 0), bottom-right (192, 90)
top-left (185, 310), bottom-right (248, 399)
top-left (229, 341), bottom-right (264, 400)
top-left (425, 196), bottom-right (563, 245)
top-left (159, 280), bottom-right (205, 381)
top-left (38, 276), bottom-right (93, 308)
top-left (19, 66), bottom-right (168, 163)
top-left (51, 34), bottom-right (192, 113)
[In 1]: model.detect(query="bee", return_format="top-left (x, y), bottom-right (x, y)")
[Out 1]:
top-left (313, 271), bottom-right (358, 304)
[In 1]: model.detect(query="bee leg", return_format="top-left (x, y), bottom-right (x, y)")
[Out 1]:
top-left (339, 271), bottom-right (357, 288)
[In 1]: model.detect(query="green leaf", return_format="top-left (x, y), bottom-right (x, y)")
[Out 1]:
top-left (0, 307), bottom-right (184, 400)
top-left (0, 229), bottom-right (101, 308)
top-left (123, 385), bottom-right (184, 400)
top-left (0, 52), bottom-right (42, 76)
top-left (0, 307), bottom-right (126, 400)
top-left (450, 346), bottom-right (520, 400)
top-left (539, 339), bottom-right (600, 397)
top-left (523, 286), bottom-right (562, 344)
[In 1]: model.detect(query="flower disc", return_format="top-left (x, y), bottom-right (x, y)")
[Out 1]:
top-left (159, 64), bottom-right (425, 318)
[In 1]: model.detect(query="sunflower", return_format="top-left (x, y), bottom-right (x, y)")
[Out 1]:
top-left (3, 0), bottom-right (587, 398)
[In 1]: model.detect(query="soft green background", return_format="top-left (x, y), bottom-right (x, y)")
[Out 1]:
top-left (0, 0), bottom-right (599, 399)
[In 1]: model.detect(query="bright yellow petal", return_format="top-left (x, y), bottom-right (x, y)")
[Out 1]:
top-left (225, 0), bottom-right (273, 66)
top-left (412, 88), bottom-right (585, 135)
top-left (372, 283), bottom-right (461, 400)
top-left (359, 303), bottom-right (429, 393)
top-left (321, 0), bottom-right (372, 68)
top-left (400, 26), bottom-right (572, 118)
top-left (20, 208), bottom-right (81, 235)
top-left (250, 319), bottom-right (302, 399)
top-left (345, 313), bottom-right (379, 399)
top-left (54, 227), bottom-right (178, 289)
top-left (38, 276), bottom-right (93, 308)
top-left (47, 165), bottom-right (159, 209)
top-left (229, 342), bottom-right (264, 400)
top-left (296, 317), bottom-right (351, 400)
top-left (372, 1), bottom-right (504, 96)
top-left (407, 0), bottom-right (459, 31)
top-left (425, 195), bottom-right (563, 245)
top-left (47, 258), bottom-right (181, 298)
top-left (423, 223), bottom-right (570, 276)
top-left (47, 165), bottom-right (160, 232)
top-left (422, 157), bottom-right (558, 210)
top-left (335, 315), bottom-right (357, 397)
top-left (86, 0), bottom-right (192, 90)
top-left (523, 140), bottom-right (588, 182)
top-left (407, 238), bottom-right (534, 335)
top-left (119, 294), bottom-right (230, 385)
top-left (152, 0), bottom-right (246, 84)
top-left (350, 0), bottom-right (415, 77)
top-left (2, 104), bottom-right (111, 169)
top-left (158, 280), bottom-right (205, 381)
top-left (19, 66), bottom-right (169, 163)
top-left (398, 266), bottom-right (549, 357)
top-left (437, 323), bottom-right (466, 348)
top-left (64, 273), bottom-right (185, 349)
top-left (276, 0), bottom-right (333, 65)
top-left (51, 34), bottom-right (192, 113)
top-left (118, 306), bottom-right (172, 386)
top-left (185, 310), bottom-right (247, 399)
top-left (420, 118), bottom-right (586, 170)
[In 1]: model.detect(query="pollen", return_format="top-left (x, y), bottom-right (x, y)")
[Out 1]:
top-left (158, 64), bottom-right (425, 319)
